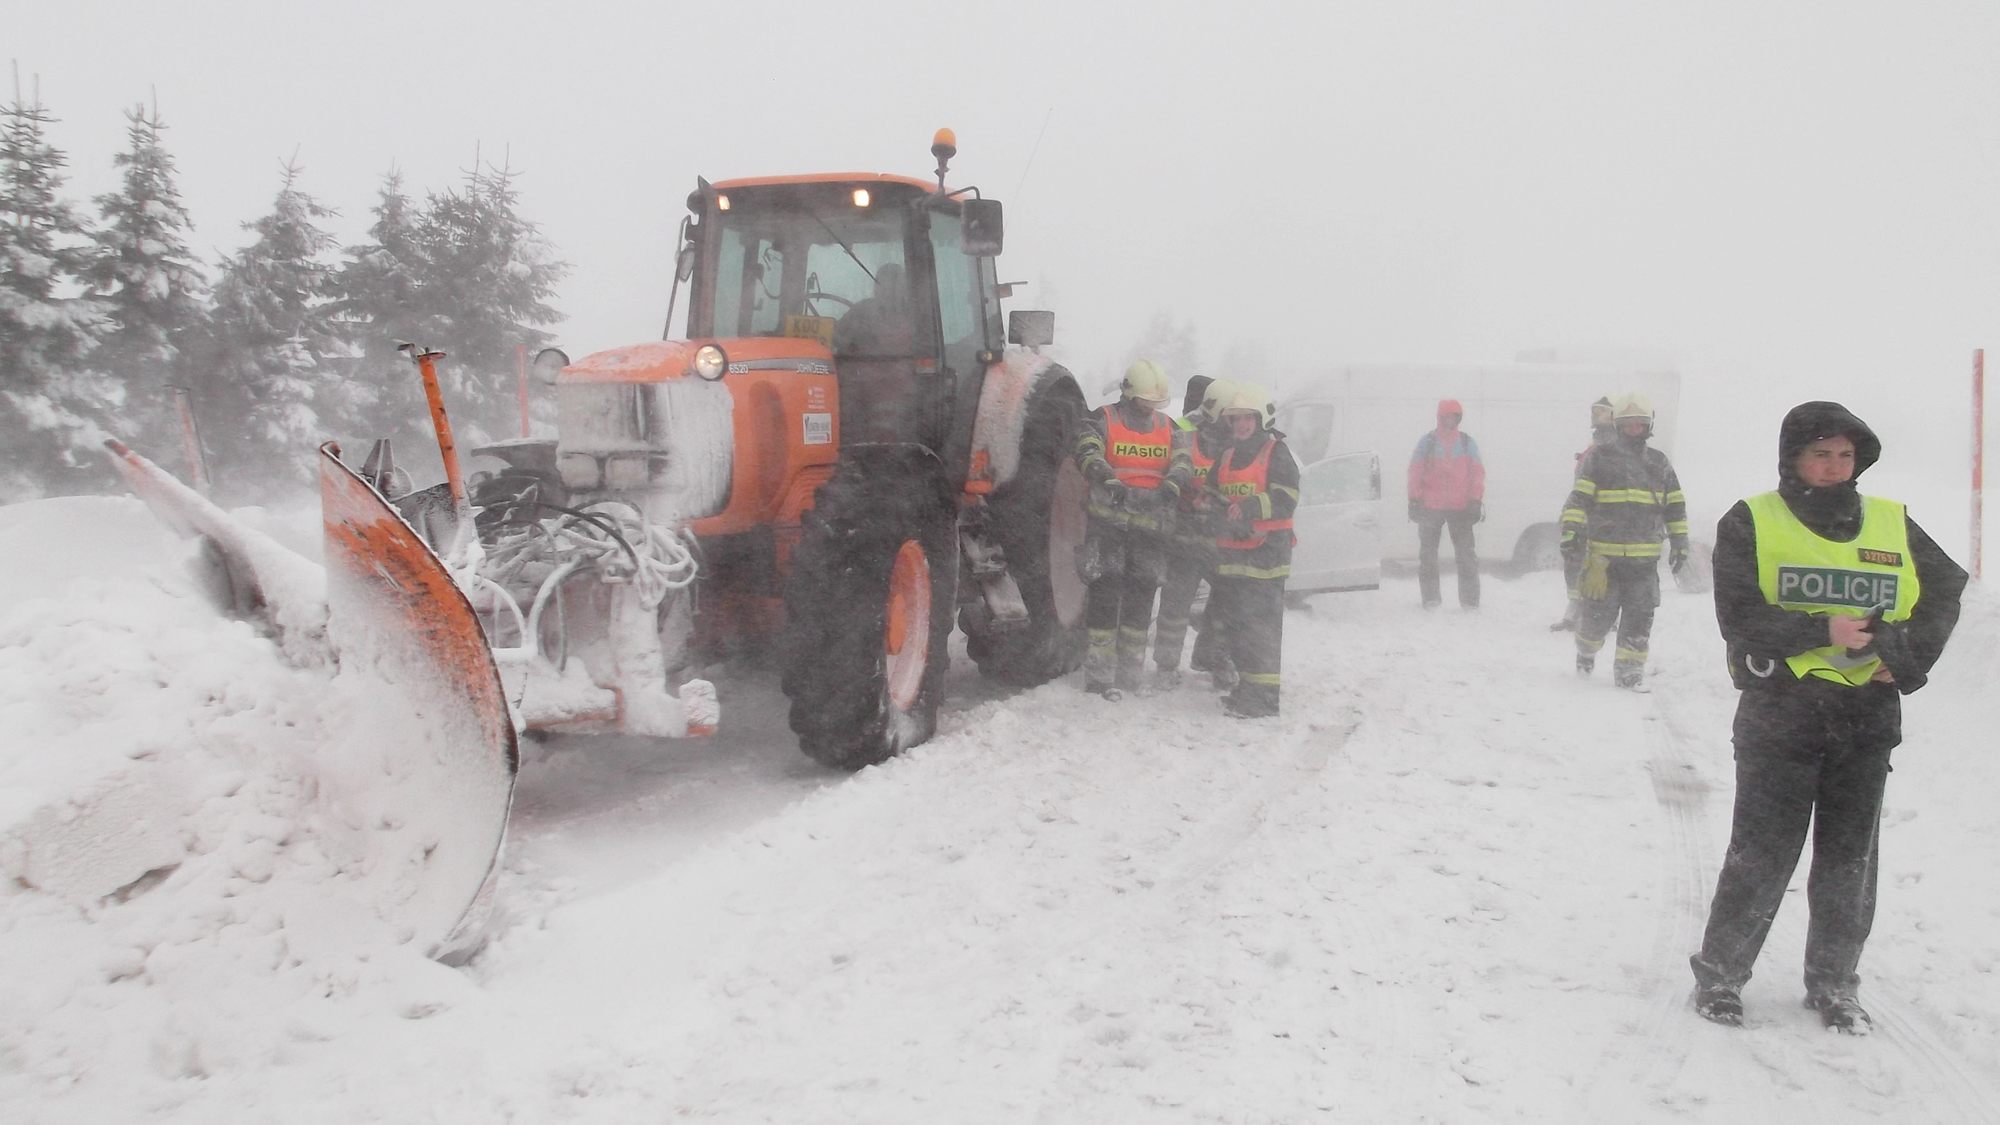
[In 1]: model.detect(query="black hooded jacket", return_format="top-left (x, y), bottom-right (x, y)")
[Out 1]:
top-left (1714, 401), bottom-right (1966, 708)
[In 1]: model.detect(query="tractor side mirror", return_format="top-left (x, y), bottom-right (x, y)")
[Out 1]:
top-left (1007, 310), bottom-right (1054, 348)
top-left (962, 199), bottom-right (1003, 256)
top-left (675, 244), bottom-right (697, 283)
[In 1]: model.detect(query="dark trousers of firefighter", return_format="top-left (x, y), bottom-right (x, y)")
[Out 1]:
top-left (1691, 719), bottom-right (1890, 998)
top-left (1416, 510), bottom-right (1480, 607)
top-left (1210, 575), bottom-right (1283, 712)
top-left (1082, 529), bottom-right (1165, 690)
top-left (1576, 557), bottom-right (1658, 676)
top-left (1153, 546), bottom-right (1224, 673)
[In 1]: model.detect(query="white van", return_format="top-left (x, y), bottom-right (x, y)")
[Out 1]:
top-left (1277, 361), bottom-right (1682, 571)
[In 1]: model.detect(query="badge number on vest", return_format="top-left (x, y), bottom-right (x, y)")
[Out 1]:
top-left (1857, 548), bottom-right (1903, 566)
top-left (1776, 567), bottom-right (1899, 610)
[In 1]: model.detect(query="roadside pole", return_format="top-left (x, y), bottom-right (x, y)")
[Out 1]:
top-left (1975, 349), bottom-right (1986, 581)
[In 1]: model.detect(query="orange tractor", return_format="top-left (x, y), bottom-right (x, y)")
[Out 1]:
top-left (386, 129), bottom-right (1090, 767)
top-left (100, 131), bottom-right (1090, 952)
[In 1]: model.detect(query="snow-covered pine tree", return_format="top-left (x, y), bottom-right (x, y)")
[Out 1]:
top-left (411, 154), bottom-right (567, 442)
top-left (329, 169), bottom-right (437, 463)
top-left (0, 75), bottom-right (112, 498)
top-left (199, 157), bottom-right (343, 495)
top-left (87, 101), bottom-right (208, 462)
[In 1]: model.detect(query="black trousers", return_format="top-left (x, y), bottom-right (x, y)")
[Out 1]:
top-left (1210, 575), bottom-right (1284, 713)
top-left (1576, 557), bottom-right (1659, 676)
top-left (1416, 511), bottom-right (1479, 606)
top-left (1692, 685), bottom-right (1896, 999)
top-left (1081, 528), bottom-right (1166, 690)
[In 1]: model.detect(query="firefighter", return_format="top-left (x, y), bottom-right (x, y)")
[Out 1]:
top-left (1151, 375), bottom-right (1229, 691)
top-left (1689, 402), bottom-right (1965, 1033)
top-left (1560, 393), bottom-right (1689, 690)
top-left (1551, 396), bottom-right (1617, 632)
top-left (1073, 359), bottom-right (1193, 699)
top-left (1407, 399), bottom-right (1486, 609)
top-left (1207, 382), bottom-right (1299, 718)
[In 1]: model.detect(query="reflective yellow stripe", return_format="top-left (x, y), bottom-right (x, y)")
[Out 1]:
top-left (1216, 562), bottom-right (1291, 579)
top-left (1588, 541), bottom-right (1665, 558)
top-left (1594, 489), bottom-right (1665, 504)
top-left (1240, 672), bottom-right (1281, 686)
top-left (1573, 479), bottom-right (1599, 496)
top-left (1666, 521), bottom-right (1689, 535)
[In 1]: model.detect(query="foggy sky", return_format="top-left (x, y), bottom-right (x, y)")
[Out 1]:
top-left (13, 0), bottom-right (2000, 557)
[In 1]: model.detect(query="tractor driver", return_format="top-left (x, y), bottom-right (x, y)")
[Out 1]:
top-left (832, 262), bottom-right (914, 356)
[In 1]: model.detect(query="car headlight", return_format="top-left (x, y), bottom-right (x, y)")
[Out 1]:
top-left (559, 452), bottom-right (602, 490)
top-left (693, 344), bottom-right (727, 381)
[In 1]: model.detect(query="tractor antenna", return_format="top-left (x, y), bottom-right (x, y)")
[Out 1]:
top-left (1013, 107), bottom-right (1053, 205)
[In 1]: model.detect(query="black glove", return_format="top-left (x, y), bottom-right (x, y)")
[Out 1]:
top-left (1408, 499), bottom-right (1423, 522)
top-left (1465, 499), bottom-right (1483, 523)
top-left (1669, 544), bottom-right (1689, 573)
top-left (1560, 533), bottom-right (1584, 561)
top-left (1100, 479), bottom-right (1130, 507)
top-left (1869, 618), bottom-right (1925, 693)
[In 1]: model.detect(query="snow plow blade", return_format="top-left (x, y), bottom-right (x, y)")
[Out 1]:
top-left (100, 439), bottom-right (518, 959)
top-left (318, 442), bottom-right (518, 958)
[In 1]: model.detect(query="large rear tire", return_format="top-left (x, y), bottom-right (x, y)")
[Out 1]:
top-left (780, 446), bottom-right (958, 769)
top-left (960, 375), bottom-right (1089, 686)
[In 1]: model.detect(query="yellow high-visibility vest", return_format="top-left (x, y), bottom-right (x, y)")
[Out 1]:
top-left (1747, 491), bottom-right (1920, 686)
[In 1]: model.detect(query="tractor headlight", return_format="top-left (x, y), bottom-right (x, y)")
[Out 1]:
top-left (604, 453), bottom-right (652, 490)
top-left (693, 344), bottom-right (727, 381)
top-left (559, 452), bottom-right (602, 490)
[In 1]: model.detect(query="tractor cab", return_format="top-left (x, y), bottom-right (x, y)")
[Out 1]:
top-left (684, 150), bottom-right (1008, 473)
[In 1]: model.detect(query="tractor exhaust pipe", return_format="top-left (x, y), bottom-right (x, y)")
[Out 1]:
top-left (399, 342), bottom-right (476, 562)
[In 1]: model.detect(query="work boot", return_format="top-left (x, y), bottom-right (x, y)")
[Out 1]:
top-left (1615, 669), bottom-right (1647, 692)
top-left (1152, 667), bottom-right (1183, 692)
top-left (1805, 992), bottom-right (1872, 1035)
top-left (1576, 655), bottom-right (1595, 678)
top-left (1223, 693), bottom-right (1278, 719)
top-left (1694, 984), bottom-right (1744, 1027)
top-left (1085, 681), bottom-right (1122, 702)
top-left (1210, 659), bottom-right (1239, 692)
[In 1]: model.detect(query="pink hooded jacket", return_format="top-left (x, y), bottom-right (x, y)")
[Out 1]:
top-left (1407, 398), bottom-right (1486, 512)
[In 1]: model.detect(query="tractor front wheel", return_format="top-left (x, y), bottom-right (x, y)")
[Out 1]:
top-left (779, 447), bottom-right (958, 769)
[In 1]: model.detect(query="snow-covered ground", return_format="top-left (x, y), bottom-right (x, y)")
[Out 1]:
top-left (4, 495), bottom-right (1997, 1124)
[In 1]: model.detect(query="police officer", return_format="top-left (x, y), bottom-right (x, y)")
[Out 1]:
top-left (1073, 359), bottom-right (1193, 699)
top-left (1690, 402), bottom-right (1965, 1033)
top-left (1152, 375), bottom-right (1228, 690)
top-left (1560, 393), bottom-right (1689, 690)
top-left (1207, 382), bottom-right (1299, 718)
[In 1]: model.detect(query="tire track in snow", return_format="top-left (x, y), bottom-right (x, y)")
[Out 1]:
top-left (1011, 692), bottom-right (1374, 1123)
top-left (1595, 672), bottom-right (2000, 1124)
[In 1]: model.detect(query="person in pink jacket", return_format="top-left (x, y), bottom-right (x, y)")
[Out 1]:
top-left (1407, 398), bottom-right (1486, 608)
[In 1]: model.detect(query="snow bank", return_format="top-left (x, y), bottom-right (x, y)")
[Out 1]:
top-left (0, 497), bottom-right (491, 1115)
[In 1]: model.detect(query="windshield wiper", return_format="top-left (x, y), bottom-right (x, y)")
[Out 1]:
top-left (805, 206), bottom-right (876, 283)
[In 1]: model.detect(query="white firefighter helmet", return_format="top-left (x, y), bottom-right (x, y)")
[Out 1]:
top-left (1612, 393), bottom-right (1654, 436)
top-left (1590, 396), bottom-right (1615, 428)
top-left (1198, 378), bottom-right (1239, 422)
top-left (1120, 359), bottom-right (1170, 406)
top-left (1217, 381), bottom-right (1276, 429)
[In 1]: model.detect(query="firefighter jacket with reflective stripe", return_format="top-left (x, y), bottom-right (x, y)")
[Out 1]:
top-left (1561, 440), bottom-right (1689, 558)
top-left (1170, 424), bottom-right (1224, 548)
top-left (1213, 434), bottom-right (1299, 578)
top-left (1075, 404), bottom-right (1189, 532)
top-left (1747, 491), bottom-right (1918, 686)
top-left (1408, 427), bottom-right (1485, 512)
